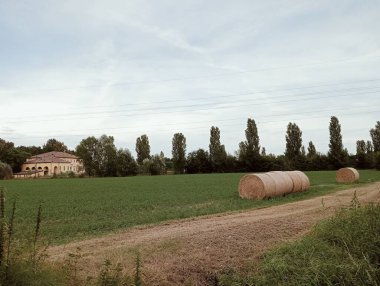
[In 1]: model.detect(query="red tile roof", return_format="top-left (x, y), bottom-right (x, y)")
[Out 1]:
top-left (26, 151), bottom-right (79, 164)
top-left (31, 151), bottom-right (78, 159)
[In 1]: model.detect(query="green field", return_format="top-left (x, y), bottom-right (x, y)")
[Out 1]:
top-left (0, 170), bottom-right (379, 245)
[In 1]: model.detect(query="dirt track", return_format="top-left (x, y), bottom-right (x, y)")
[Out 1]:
top-left (48, 183), bottom-right (380, 285)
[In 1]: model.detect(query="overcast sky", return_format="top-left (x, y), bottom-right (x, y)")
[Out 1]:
top-left (0, 0), bottom-right (379, 157)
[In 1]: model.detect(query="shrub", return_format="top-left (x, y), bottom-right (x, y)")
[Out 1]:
top-left (0, 187), bottom-right (65, 285)
top-left (0, 162), bottom-right (12, 180)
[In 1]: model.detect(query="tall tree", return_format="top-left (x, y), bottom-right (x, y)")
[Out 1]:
top-left (285, 122), bottom-right (303, 169)
top-left (135, 135), bottom-right (150, 165)
top-left (0, 139), bottom-right (33, 172)
top-left (366, 141), bottom-right (374, 168)
top-left (172, 133), bottom-right (186, 174)
top-left (246, 119), bottom-right (260, 154)
top-left (356, 140), bottom-right (367, 169)
top-left (328, 116), bottom-right (347, 169)
top-left (238, 118), bottom-right (261, 171)
top-left (97, 135), bottom-right (118, 176)
top-left (76, 136), bottom-right (100, 176)
top-left (42, 138), bottom-right (68, 153)
top-left (370, 121), bottom-right (380, 152)
top-left (307, 141), bottom-right (317, 158)
top-left (209, 126), bottom-right (227, 172)
top-left (0, 138), bottom-right (15, 164)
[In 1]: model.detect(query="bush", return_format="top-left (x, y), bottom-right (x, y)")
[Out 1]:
top-left (375, 152), bottom-right (380, 170)
top-left (0, 162), bottom-right (12, 180)
top-left (0, 187), bottom-right (65, 285)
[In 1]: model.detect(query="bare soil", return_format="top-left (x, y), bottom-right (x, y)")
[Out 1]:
top-left (47, 183), bottom-right (380, 285)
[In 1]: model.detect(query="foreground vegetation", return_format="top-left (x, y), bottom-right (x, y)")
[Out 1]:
top-left (0, 170), bottom-right (379, 245)
top-left (218, 199), bottom-right (380, 286)
top-left (1, 181), bottom-right (379, 285)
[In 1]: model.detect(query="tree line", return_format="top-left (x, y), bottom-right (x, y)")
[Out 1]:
top-left (0, 117), bottom-right (380, 178)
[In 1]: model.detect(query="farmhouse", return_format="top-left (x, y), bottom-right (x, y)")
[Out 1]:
top-left (15, 151), bottom-right (84, 178)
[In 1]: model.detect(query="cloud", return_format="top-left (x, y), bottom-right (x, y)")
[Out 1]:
top-left (0, 0), bottom-right (379, 156)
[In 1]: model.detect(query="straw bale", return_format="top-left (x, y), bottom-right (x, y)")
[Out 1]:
top-left (238, 173), bottom-right (276, 200)
top-left (270, 171), bottom-right (294, 195)
top-left (285, 171), bottom-right (303, 192)
top-left (336, 167), bottom-right (359, 183)
top-left (293, 171), bottom-right (310, 191)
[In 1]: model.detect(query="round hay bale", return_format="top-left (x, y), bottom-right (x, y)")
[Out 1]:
top-left (270, 171), bottom-right (294, 195)
top-left (294, 171), bottom-right (310, 191)
top-left (238, 173), bottom-right (276, 200)
top-left (285, 171), bottom-right (303, 192)
top-left (336, 167), bottom-right (359, 183)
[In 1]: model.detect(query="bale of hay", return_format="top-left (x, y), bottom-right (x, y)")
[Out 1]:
top-left (285, 171), bottom-right (303, 192)
top-left (293, 171), bottom-right (310, 191)
top-left (336, 167), bottom-right (359, 183)
top-left (238, 173), bottom-right (276, 200)
top-left (269, 171), bottom-right (294, 196)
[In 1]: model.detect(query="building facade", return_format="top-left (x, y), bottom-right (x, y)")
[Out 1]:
top-left (17, 151), bottom-right (84, 178)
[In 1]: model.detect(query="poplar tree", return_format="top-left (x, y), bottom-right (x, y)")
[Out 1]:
top-left (238, 118), bottom-right (261, 171)
top-left (356, 140), bottom-right (367, 169)
top-left (135, 135), bottom-right (151, 165)
top-left (307, 141), bottom-right (317, 158)
top-left (172, 133), bottom-right (186, 174)
top-left (370, 121), bottom-right (380, 152)
top-left (209, 126), bottom-right (227, 172)
top-left (328, 116), bottom-right (347, 169)
top-left (285, 122), bottom-right (305, 169)
top-left (369, 122), bottom-right (380, 169)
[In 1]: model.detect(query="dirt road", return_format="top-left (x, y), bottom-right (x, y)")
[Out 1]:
top-left (48, 183), bottom-right (380, 285)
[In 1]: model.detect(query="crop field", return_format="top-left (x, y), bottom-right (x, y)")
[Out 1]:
top-left (0, 170), bottom-right (379, 245)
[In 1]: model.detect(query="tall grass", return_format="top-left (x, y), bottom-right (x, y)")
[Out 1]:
top-left (217, 201), bottom-right (380, 285)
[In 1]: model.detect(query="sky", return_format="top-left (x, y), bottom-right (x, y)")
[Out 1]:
top-left (0, 0), bottom-right (379, 158)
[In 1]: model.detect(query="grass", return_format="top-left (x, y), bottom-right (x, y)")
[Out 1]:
top-left (0, 170), bottom-right (379, 245)
top-left (217, 202), bottom-right (380, 286)
top-left (255, 202), bottom-right (380, 285)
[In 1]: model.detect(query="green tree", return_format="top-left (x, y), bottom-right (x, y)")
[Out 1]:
top-left (97, 135), bottom-right (118, 177)
top-left (366, 141), bottom-right (374, 168)
top-left (172, 133), bottom-right (186, 174)
top-left (307, 141), bottom-right (317, 158)
top-left (135, 135), bottom-right (150, 165)
top-left (356, 140), bottom-right (367, 169)
top-left (328, 116), bottom-right (348, 169)
top-left (209, 126), bottom-right (227, 172)
top-left (285, 122), bottom-right (305, 169)
top-left (186, 149), bottom-right (212, 174)
top-left (150, 153), bottom-right (166, 175)
top-left (116, 149), bottom-right (138, 176)
top-left (76, 136), bottom-right (100, 176)
top-left (141, 153), bottom-right (166, 175)
top-left (42, 138), bottom-right (68, 153)
top-left (0, 139), bottom-right (34, 172)
top-left (0, 139), bottom-right (14, 165)
top-left (370, 121), bottom-right (380, 152)
top-left (238, 118), bottom-right (261, 171)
